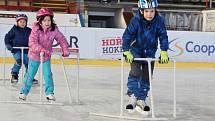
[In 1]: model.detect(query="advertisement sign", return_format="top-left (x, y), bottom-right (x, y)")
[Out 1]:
top-left (95, 28), bottom-right (124, 59)
top-left (166, 31), bottom-right (215, 62)
top-left (0, 24), bottom-right (214, 62)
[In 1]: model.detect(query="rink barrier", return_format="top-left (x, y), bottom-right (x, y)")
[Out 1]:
top-left (1, 58), bottom-right (215, 68)
top-left (1, 47), bottom-right (80, 106)
top-left (90, 57), bottom-right (176, 121)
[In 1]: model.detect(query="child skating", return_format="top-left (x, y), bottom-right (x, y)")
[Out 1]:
top-left (4, 14), bottom-right (38, 85)
top-left (122, 0), bottom-right (169, 113)
top-left (19, 8), bottom-right (70, 101)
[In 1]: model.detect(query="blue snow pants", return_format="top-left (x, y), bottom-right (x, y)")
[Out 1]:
top-left (20, 59), bottom-right (54, 96)
top-left (11, 51), bottom-right (28, 75)
top-left (127, 61), bottom-right (155, 100)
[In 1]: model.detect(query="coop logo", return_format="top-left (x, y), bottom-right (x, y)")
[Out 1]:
top-left (168, 38), bottom-right (184, 57)
top-left (185, 41), bottom-right (215, 56)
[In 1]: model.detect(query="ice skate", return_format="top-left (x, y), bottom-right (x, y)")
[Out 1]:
top-left (46, 93), bottom-right (56, 102)
top-left (11, 74), bottom-right (19, 85)
top-left (19, 93), bottom-right (26, 101)
top-left (32, 79), bottom-right (39, 85)
top-left (135, 100), bottom-right (150, 115)
top-left (126, 94), bottom-right (137, 113)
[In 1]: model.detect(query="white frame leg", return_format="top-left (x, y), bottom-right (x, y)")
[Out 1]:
top-left (3, 47), bottom-right (6, 85)
top-left (76, 53), bottom-right (80, 103)
top-left (0, 47), bottom-right (80, 106)
top-left (60, 56), bottom-right (72, 104)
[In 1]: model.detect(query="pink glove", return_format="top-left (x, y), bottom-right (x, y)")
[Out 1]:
top-left (41, 48), bottom-right (51, 57)
top-left (62, 48), bottom-right (70, 57)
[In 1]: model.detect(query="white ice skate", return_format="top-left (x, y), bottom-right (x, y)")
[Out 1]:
top-left (19, 93), bottom-right (26, 101)
top-left (46, 94), bottom-right (56, 102)
top-left (126, 94), bottom-right (137, 113)
top-left (135, 100), bottom-right (150, 115)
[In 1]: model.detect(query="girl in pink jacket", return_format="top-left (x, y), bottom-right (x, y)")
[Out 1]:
top-left (19, 8), bottom-right (70, 101)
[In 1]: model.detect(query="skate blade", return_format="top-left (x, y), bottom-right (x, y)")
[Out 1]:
top-left (47, 99), bottom-right (55, 103)
top-left (32, 83), bottom-right (40, 87)
top-left (126, 109), bottom-right (135, 114)
top-left (135, 106), bottom-right (150, 115)
top-left (18, 97), bottom-right (26, 101)
top-left (11, 82), bottom-right (18, 87)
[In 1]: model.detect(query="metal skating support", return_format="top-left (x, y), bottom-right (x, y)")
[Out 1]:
top-left (90, 57), bottom-right (176, 120)
top-left (52, 47), bottom-right (80, 104)
top-left (0, 47), bottom-right (80, 106)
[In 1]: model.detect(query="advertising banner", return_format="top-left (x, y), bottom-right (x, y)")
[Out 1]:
top-left (0, 25), bottom-right (214, 62)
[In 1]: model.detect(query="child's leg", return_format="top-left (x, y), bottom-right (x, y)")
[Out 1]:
top-left (20, 59), bottom-right (40, 95)
top-left (23, 53), bottom-right (39, 84)
top-left (11, 51), bottom-right (22, 75)
top-left (42, 60), bottom-right (54, 96)
top-left (139, 61), bottom-right (155, 100)
top-left (127, 62), bottom-right (142, 98)
top-left (23, 53), bottom-right (29, 73)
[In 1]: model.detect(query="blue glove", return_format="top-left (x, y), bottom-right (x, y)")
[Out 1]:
top-left (6, 44), bottom-right (13, 51)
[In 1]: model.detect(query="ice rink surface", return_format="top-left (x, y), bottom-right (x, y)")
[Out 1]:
top-left (0, 63), bottom-right (214, 121)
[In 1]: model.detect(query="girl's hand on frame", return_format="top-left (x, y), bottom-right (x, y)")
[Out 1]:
top-left (62, 49), bottom-right (70, 57)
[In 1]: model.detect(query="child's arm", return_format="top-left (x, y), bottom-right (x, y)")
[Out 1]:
top-left (122, 17), bottom-right (138, 52)
top-left (54, 28), bottom-right (70, 57)
top-left (158, 17), bottom-right (168, 51)
top-left (4, 28), bottom-right (15, 51)
top-left (158, 17), bottom-right (169, 64)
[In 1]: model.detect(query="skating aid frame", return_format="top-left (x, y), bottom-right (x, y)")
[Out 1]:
top-left (90, 57), bottom-right (176, 120)
top-left (0, 47), bottom-right (80, 106)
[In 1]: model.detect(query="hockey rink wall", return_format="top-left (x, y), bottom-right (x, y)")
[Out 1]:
top-left (0, 25), bottom-right (215, 62)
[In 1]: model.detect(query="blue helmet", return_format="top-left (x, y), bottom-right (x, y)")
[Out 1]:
top-left (16, 14), bottom-right (28, 22)
top-left (138, 0), bottom-right (158, 9)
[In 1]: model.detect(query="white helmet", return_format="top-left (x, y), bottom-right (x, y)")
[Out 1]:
top-left (138, 0), bottom-right (158, 9)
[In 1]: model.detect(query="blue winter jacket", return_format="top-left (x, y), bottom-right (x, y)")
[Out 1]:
top-left (4, 25), bottom-right (31, 53)
top-left (122, 11), bottom-right (168, 58)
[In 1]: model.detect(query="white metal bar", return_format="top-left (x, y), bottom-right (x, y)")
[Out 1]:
top-left (21, 48), bottom-right (24, 84)
top-left (3, 47), bottom-right (6, 85)
top-left (12, 47), bottom-right (29, 49)
top-left (173, 60), bottom-right (176, 118)
top-left (90, 112), bottom-right (168, 121)
top-left (40, 52), bottom-right (44, 102)
top-left (134, 58), bottom-right (159, 61)
top-left (76, 53), bottom-right (80, 103)
top-left (60, 56), bottom-right (72, 104)
top-left (120, 57), bottom-right (124, 116)
top-left (147, 59), bottom-right (155, 118)
top-left (0, 100), bottom-right (63, 106)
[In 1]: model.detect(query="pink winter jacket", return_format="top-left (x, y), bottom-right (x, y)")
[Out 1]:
top-left (28, 22), bottom-right (69, 62)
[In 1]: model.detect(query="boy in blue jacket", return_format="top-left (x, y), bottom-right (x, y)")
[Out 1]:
top-left (122, 0), bottom-right (169, 112)
top-left (4, 14), bottom-right (38, 84)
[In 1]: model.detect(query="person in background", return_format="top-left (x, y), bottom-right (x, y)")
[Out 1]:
top-left (4, 14), bottom-right (38, 85)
